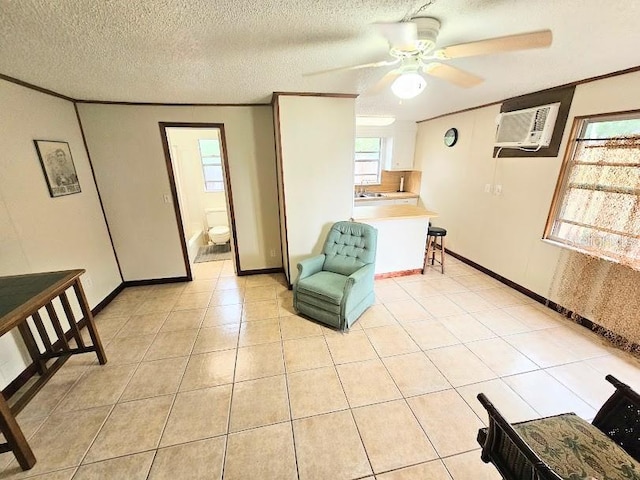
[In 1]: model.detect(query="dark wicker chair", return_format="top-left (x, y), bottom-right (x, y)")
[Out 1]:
top-left (477, 375), bottom-right (640, 480)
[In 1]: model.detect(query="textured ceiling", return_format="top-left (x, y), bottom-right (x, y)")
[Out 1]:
top-left (2, 0), bottom-right (640, 121)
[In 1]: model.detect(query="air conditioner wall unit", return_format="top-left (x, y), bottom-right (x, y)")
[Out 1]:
top-left (494, 102), bottom-right (560, 148)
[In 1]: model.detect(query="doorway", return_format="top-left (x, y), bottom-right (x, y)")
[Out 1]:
top-left (159, 123), bottom-right (239, 278)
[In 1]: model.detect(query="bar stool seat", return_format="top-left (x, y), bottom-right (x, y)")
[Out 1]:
top-left (428, 227), bottom-right (447, 236)
top-left (423, 225), bottom-right (447, 274)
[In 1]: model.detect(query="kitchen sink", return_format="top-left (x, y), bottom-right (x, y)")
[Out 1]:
top-left (355, 192), bottom-right (385, 198)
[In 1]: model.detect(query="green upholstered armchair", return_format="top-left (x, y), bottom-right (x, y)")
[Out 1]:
top-left (293, 221), bottom-right (377, 331)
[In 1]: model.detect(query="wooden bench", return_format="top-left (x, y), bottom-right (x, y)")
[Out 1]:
top-left (0, 270), bottom-right (107, 470)
top-left (477, 375), bottom-right (640, 480)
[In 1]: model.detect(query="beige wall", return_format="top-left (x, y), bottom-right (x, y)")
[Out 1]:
top-left (415, 70), bottom-right (640, 342)
top-left (0, 80), bottom-right (121, 388)
top-left (76, 104), bottom-right (282, 279)
top-left (276, 95), bottom-right (356, 283)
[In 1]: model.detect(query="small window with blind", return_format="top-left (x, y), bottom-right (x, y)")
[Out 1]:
top-left (354, 137), bottom-right (383, 185)
top-left (544, 112), bottom-right (640, 269)
top-left (199, 138), bottom-right (224, 192)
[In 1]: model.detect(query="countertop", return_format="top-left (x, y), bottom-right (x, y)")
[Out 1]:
top-left (353, 192), bottom-right (419, 203)
top-left (352, 204), bottom-right (438, 222)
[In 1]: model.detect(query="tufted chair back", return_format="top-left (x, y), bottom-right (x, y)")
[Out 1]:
top-left (322, 221), bottom-right (377, 277)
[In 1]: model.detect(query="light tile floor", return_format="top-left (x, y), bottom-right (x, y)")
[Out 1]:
top-left (2, 256), bottom-right (640, 479)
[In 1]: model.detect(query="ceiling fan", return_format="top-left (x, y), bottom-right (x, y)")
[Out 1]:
top-left (307, 17), bottom-right (552, 99)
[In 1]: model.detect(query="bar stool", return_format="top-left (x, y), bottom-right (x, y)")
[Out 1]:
top-left (423, 224), bottom-right (447, 274)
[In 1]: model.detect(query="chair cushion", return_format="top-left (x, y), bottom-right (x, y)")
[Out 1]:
top-left (296, 271), bottom-right (348, 306)
top-left (514, 413), bottom-right (640, 480)
top-left (323, 221), bottom-right (377, 276)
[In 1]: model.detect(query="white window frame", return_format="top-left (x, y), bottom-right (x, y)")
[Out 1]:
top-left (543, 112), bottom-right (640, 268)
top-left (354, 136), bottom-right (384, 185)
top-left (198, 139), bottom-right (224, 193)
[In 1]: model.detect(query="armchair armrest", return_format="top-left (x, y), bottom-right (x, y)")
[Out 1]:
top-left (592, 375), bottom-right (640, 461)
top-left (346, 263), bottom-right (375, 286)
top-left (297, 254), bottom-right (326, 282)
top-left (344, 263), bottom-right (375, 299)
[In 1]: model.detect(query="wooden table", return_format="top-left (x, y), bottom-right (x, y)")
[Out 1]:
top-left (0, 269), bottom-right (107, 470)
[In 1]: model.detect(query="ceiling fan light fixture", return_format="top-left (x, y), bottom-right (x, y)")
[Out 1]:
top-left (391, 72), bottom-right (426, 99)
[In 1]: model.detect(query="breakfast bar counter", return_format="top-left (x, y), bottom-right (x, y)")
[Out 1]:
top-left (352, 204), bottom-right (438, 276)
top-left (352, 204), bottom-right (438, 221)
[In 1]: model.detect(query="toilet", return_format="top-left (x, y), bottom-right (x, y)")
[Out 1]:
top-left (206, 207), bottom-right (230, 245)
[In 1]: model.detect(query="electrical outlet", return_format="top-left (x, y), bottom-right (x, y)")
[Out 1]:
top-left (163, 194), bottom-right (171, 203)
top-left (484, 183), bottom-right (492, 193)
top-left (83, 274), bottom-right (93, 288)
top-left (270, 249), bottom-right (277, 258)
top-left (494, 184), bottom-right (503, 195)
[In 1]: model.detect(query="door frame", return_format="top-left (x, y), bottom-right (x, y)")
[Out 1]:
top-left (159, 122), bottom-right (240, 278)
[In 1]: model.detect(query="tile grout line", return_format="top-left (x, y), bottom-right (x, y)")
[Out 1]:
top-left (359, 306), bottom-right (446, 470)
top-left (281, 318), bottom-right (302, 480)
top-left (7, 259), bottom-right (631, 480)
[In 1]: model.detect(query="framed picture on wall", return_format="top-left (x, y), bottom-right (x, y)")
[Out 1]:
top-left (33, 140), bottom-right (81, 197)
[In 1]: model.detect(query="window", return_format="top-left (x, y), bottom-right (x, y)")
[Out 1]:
top-left (544, 112), bottom-right (640, 269)
top-left (354, 137), bottom-right (383, 185)
top-left (199, 138), bottom-right (224, 192)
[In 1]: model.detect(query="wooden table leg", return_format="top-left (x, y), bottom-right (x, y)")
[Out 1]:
top-left (0, 395), bottom-right (35, 470)
top-left (72, 281), bottom-right (107, 365)
top-left (16, 322), bottom-right (45, 375)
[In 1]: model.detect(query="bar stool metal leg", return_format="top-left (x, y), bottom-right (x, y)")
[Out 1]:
top-left (440, 236), bottom-right (445, 274)
top-left (422, 234), bottom-right (433, 274)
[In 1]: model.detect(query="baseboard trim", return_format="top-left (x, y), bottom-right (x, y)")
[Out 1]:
top-left (237, 267), bottom-right (284, 277)
top-left (2, 364), bottom-right (38, 401)
top-left (375, 269), bottom-right (422, 280)
top-left (123, 276), bottom-right (190, 287)
top-left (445, 249), bottom-right (548, 304)
top-left (446, 248), bottom-right (640, 354)
top-left (92, 283), bottom-right (125, 316)
top-left (1, 282), bottom-right (123, 402)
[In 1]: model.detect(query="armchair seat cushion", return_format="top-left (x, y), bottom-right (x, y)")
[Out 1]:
top-left (296, 271), bottom-right (347, 306)
top-left (514, 413), bottom-right (639, 480)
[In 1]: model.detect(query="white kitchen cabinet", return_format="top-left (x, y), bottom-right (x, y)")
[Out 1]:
top-left (354, 199), bottom-right (385, 207)
top-left (354, 197), bottom-right (419, 207)
top-left (385, 122), bottom-right (417, 171)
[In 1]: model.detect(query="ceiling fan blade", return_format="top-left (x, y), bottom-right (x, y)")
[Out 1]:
top-left (374, 22), bottom-right (418, 50)
top-left (424, 62), bottom-right (483, 88)
top-left (364, 69), bottom-right (402, 96)
top-left (304, 59), bottom-right (400, 76)
top-left (435, 29), bottom-right (552, 59)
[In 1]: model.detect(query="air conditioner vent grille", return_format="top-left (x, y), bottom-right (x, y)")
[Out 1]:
top-left (533, 108), bottom-right (550, 132)
top-left (496, 111), bottom-right (535, 144)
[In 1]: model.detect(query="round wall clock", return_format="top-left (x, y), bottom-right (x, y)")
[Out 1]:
top-left (444, 128), bottom-right (458, 147)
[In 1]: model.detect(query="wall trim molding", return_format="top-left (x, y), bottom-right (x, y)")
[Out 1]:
top-left (123, 276), bottom-right (190, 287)
top-left (375, 269), bottom-right (422, 280)
top-left (75, 100), bottom-right (271, 107)
top-left (446, 249), bottom-right (639, 354)
top-left (74, 104), bottom-right (125, 282)
top-left (271, 92), bottom-right (359, 104)
top-left (272, 97), bottom-right (291, 283)
top-left (417, 64), bottom-right (640, 124)
top-left (0, 73), bottom-right (74, 102)
top-left (237, 267), bottom-right (284, 277)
